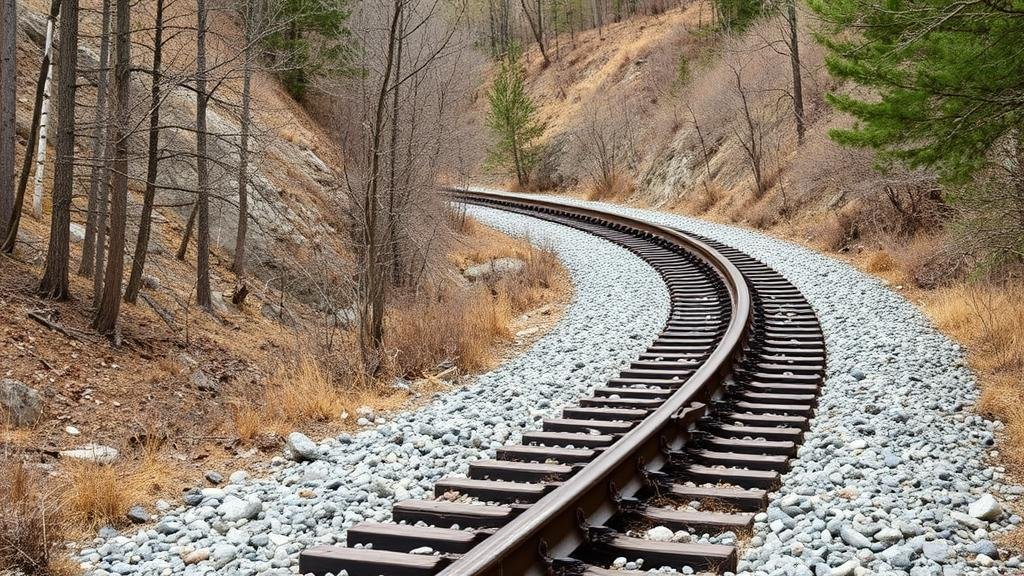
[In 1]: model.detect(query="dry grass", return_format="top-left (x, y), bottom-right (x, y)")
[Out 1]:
top-left (586, 172), bottom-right (636, 201)
top-left (925, 280), bottom-right (1024, 470)
top-left (62, 440), bottom-right (170, 533)
top-left (0, 460), bottom-right (73, 575)
top-left (392, 239), bottom-right (564, 375)
top-left (231, 354), bottom-right (398, 442)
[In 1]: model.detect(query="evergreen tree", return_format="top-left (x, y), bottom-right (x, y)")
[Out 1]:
top-left (486, 48), bottom-right (545, 187)
top-left (265, 0), bottom-right (352, 99)
top-left (809, 0), bottom-right (1024, 186)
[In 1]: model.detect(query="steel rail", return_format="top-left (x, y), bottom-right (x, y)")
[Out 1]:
top-left (439, 188), bottom-right (753, 575)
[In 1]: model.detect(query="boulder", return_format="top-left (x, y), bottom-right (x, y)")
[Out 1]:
top-left (69, 223), bottom-right (86, 243)
top-left (463, 257), bottom-right (526, 281)
top-left (190, 370), bottom-right (219, 393)
top-left (284, 432), bottom-right (319, 461)
top-left (1, 378), bottom-right (43, 426)
top-left (59, 444), bottom-right (119, 465)
top-left (969, 494), bottom-right (1003, 521)
top-left (217, 495), bottom-right (262, 522)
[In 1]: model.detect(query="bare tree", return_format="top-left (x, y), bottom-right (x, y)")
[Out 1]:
top-left (38, 0), bottom-right (79, 300)
top-left (92, 0), bottom-right (131, 335)
top-left (3, 0), bottom-right (60, 253)
top-left (730, 64), bottom-right (766, 198)
top-left (520, 0), bottom-right (550, 65)
top-left (194, 0), bottom-right (212, 310)
top-left (231, 0), bottom-right (255, 279)
top-left (79, 0), bottom-right (111, 278)
top-left (787, 0), bottom-right (804, 144)
top-left (0, 0), bottom-right (15, 240)
top-left (124, 0), bottom-right (164, 304)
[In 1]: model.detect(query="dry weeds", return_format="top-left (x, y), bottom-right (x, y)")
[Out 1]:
top-left (925, 281), bottom-right (1024, 470)
top-left (0, 460), bottom-right (71, 575)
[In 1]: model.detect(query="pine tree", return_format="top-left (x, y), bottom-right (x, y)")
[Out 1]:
top-left (809, 0), bottom-right (1024, 185)
top-left (485, 48), bottom-right (545, 188)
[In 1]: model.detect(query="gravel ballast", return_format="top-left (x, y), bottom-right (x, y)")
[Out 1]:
top-left (486, 190), bottom-right (1021, 576)
top-left (75, 206), bottom-right (670, 576)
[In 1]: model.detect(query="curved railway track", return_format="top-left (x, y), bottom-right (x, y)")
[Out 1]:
top-left (300, 190), bottom-right (826, 576)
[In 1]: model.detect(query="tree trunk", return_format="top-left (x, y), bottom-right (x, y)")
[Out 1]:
top-left (3, 0), bottom-right (60, 254)
top-left (195, 0), bottom-right (211, 310)
top-left (124, 0), bottom-right (163, 304)
top-left (386, 7), bottom-right (404, 285)
top-left (176, 199), bottom-right (197, 259)
top-left (520, 0), bottom-right (550, 65)
top-left (92, 0), bottom-right (129, 335)
top-left (788, 0), bottom-right (805, 144)
top-left (357, 0), bottom-right (402, 371)
top-left (30, 13), bottom-right (54, 219)
top-left (0, 0), bottom-right (16, 240)
top-left (39, 0), bottom-right (78, 300)
top-left (79, 0), bottom-right (111, 277)
top-left (231, 0), bottom-right (252, 277)
top-left (92, 131), bottom-right (111, 306)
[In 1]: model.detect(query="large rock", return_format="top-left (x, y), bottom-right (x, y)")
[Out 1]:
top-left (217, 495), bottom-right (262, 521)
top-left (285, 432), bottom-right (320, 461)
top-left (1, 378), bottom-right (43, 426)
top-left (463, 257), bottom-right (526, 281)
top-left (969, 494), bottom-right (1003, 521)
top-left (59, 444), bottom-right (119, 465)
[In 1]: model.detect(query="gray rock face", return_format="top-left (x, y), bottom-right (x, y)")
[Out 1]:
top-left (69, 222), bottom-right (86, 243)
top-left (463, 257), bottom-right (526, 281)
top-left (190, 370), bottom-right (219, 392)
top-left (0, 378), bottom-right (42, 426)
top-left (284, 432), bottom-right (319, 462)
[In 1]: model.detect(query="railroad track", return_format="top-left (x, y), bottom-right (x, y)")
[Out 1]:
top-left (300, 190), bottom-right (825, 576)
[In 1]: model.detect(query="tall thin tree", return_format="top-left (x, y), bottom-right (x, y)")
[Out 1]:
top-left (125, 0), bottom-right (164, 303)
top-left (30, 10), bottom-right (55, 219)
top-left (79, 0), bottom-right (111, 277)
top-left (787, 0), bottom-right (804, 144)
top-left (0, 0), bottom-right (16, 240)
top-left (93, 0), bottom-right (130, 335)
top-left (231, 0), bottom-right (253, 278)
top-left (38, 0), bottom-right (79, 300)
top-left (195, 0), bottom-right (212, 310)
top-left (4, 0), bottom-right (60, 254)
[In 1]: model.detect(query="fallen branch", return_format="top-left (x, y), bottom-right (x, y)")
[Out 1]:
top-left (141, 293), bottom-right (175, 329)
top-left (26, 309), bottom-right (82, 341)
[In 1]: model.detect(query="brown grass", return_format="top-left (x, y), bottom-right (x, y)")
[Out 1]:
top-left (62, 441), bottom-right (170, 533)
top-left (925, 280), bottom-right (1024, 470)
top-left (231, 354), bottom-right (398, 442)
top-left (0, 460), bottom-right (73, 575)
top-left (586, 172), bottom-right (636, 201)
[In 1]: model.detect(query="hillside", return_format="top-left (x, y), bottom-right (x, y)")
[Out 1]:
top-left (464, 0), bottom-right (1024, 490)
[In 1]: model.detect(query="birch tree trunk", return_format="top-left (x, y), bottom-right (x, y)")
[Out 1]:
top-left (0, 0), bottom-right (16, 240)
top-left (92, 0), bottom-right (130, 335)
top-left (39, 0), bottom-right (78, 300)
top-left (124, 0), bottom-right (163, 303)
top-left (78, 0), bottom-right (111, 277)
top-left (30, 13), bottom-right (54, 219)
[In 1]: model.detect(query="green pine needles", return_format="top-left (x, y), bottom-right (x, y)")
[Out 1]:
top-left (809, 0), bottom-right (1024, 186)
top-left (486, 48), bottom-right (546, 188)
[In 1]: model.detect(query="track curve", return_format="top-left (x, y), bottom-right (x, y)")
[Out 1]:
top-left (300, 190), bottom-right (825, 576)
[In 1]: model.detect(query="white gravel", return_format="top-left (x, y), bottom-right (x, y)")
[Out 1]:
top-left (487, 190), bottom-right (1023, 576)
top-left (74, 205), bottom-right (670, 576)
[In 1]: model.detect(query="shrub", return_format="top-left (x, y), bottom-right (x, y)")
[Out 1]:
top-left (0, 460), bottom-right (68, 575)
